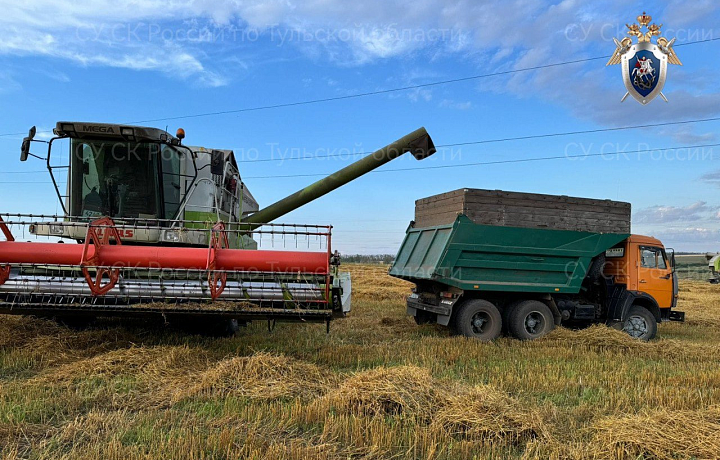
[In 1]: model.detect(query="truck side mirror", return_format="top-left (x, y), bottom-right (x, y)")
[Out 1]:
top-left (20, 126), bottom-right (36, 162)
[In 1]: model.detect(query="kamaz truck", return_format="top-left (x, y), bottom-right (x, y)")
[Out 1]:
top-left (389, 189), bottom-right (684, 341)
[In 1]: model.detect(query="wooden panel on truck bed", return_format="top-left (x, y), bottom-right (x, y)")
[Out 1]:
top-left (415, 189), bottom-right (631, 233)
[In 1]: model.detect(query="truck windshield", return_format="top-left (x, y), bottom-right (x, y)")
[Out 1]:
top-left (69, 139), bottom-right (175, 220)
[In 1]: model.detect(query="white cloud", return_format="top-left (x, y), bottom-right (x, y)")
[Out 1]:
top-left (700, 170), bottom-right (720, 187)
top-left (634, 201), bottom-right (718, 224)
top-left (1, 0), bottom-right (719, 103)
top-left (659, 126), bottom-right (716, 144)
top-left (654, 227), bottom-right (720, 243)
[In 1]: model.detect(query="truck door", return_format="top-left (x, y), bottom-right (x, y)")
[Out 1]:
top-left (637, 246), bottom-right (673, 308)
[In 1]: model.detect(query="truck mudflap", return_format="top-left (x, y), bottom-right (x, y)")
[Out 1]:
top-left (661, 308), bottom-right (685, 322)
top-left (406, 293), bottom-right (457, 326)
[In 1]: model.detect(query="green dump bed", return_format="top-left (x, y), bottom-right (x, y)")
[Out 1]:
top-left (389, 215), bottom-right (629, 294)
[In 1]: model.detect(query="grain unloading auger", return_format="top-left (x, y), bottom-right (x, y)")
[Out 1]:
top-left (0, 124), bottom-right (435, 332)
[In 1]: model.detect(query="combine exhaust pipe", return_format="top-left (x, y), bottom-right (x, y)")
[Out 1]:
top-left (242, 127), bottom-right (435, 227)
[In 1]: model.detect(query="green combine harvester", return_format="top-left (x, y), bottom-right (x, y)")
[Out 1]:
top-left (0, 122), bottom-right (435, 334)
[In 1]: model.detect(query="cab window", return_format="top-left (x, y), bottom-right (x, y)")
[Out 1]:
top-left (640, 247), bottom-right (667, 269)
top-left (161, 145), bottom-right (182, 219)
top-left (70, 139), bottom-right (162, 220)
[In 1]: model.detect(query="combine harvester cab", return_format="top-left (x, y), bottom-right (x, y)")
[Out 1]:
top-left (1, 123), bottom-right (435, 333)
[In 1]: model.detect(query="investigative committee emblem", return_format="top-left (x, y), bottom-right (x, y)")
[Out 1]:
top-left (606, 12), bottom-right (682, 104)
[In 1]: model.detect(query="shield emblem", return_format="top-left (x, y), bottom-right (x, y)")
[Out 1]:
top-left (621, 42), bottom-right (668, 104)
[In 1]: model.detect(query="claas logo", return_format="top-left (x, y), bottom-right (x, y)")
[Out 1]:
top-left (95, 228), bottom-right (134, 239)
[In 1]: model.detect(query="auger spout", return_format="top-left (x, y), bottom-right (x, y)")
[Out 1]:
top-left (242, 127), bottom-right (435, 228)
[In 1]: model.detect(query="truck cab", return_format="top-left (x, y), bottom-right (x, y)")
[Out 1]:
top-left (604, 234), bottom-right (680, 320)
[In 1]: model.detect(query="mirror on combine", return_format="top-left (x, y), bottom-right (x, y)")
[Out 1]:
top-left (20, 126), bottom-right (37, 161)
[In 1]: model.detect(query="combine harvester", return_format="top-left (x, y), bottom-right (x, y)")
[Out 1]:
top-left (0, 122), bottom-right (435, 334)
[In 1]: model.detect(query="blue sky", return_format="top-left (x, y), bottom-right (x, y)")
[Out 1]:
top-left (1, 0), bottom-right (720, 253)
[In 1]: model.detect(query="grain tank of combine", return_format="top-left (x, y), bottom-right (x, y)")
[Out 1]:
top-left (1, 122), bottom-right (435, 332)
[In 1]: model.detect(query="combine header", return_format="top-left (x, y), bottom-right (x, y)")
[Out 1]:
top-left (0, 123), bottom-right (435, 333)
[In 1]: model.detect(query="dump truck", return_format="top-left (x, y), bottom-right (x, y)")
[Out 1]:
top-left (389, 189), bottom-right (684, 341)
top-left (0, 122), bottom-right (435, 334)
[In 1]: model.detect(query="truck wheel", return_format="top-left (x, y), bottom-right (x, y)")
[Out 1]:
top-left (502, 300), bottom-right (521, 335)
top-left (621, 305), bottom-right (657, 341)
top-left (453, 299), bottom-right (502, 341)
top-left (508, 300), bottom-right (555, 340)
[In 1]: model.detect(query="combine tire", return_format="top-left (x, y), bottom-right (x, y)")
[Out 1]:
top-left (507, 300), bottom-right (555, 340)
top-left (619, 305), bottom-right (657, 341)
top-left (453, 299), bottom-right (502, 341)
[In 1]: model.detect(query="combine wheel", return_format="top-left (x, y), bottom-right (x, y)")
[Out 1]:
top-left (452, 299), bottom-right (502, 341)
top-left (507, 300), bottom-right (555, 341)
top-left (618, 305), bottom-right (657, 341)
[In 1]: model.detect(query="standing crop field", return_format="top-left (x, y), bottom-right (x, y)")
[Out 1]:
top-left (675, 254), bottom-right (711, 281)
top-left (1, 264), bottom-right (720, 459)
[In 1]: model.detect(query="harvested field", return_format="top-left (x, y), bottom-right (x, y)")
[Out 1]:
top-left (1, 263), bottom-right (720, 459)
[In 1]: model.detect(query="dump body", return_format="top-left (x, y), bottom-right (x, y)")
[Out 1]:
top-left (389, 215), bottom-right (629, 294)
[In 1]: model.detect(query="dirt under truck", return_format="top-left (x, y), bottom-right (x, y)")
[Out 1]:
top-left (0, 122), bottom-right (435, 334)
top-left (390, 189), bottom-right (685, 341)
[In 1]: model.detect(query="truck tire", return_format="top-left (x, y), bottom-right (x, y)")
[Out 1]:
top-left (507, 300), bottom-right (555, 341)
top-left (502, 300), bottom-right (521, 335)
top-left (586, 253), bottom-right (606, 283)
top-left (620, 305), bottom-right (657, 341)
top-left (453, 299), bottom-right (502, 341)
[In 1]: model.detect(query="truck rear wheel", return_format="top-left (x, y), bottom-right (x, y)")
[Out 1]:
top-left (620, 305), bottom-right (657, 341)
top-left (453, 299), bottom-right (502, 341)
top-left (507, 300), bottom-right (555, 340)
